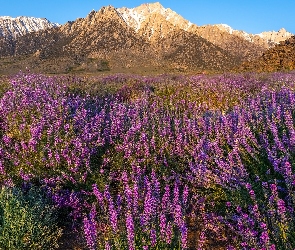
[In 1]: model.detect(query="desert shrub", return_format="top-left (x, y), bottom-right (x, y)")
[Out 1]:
top-left (0, 186), bottom-right (62, 250)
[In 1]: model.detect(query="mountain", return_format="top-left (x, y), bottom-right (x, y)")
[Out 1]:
top-left (117, 4), bottom-right (237, 71)
top-left (240, 35), bottom-right (295, 72)
top-left (116, 2), bottom-right (292, 63)
top-left (117, 2), bottom-right (193, 32)
top-left (213, 25), bottom-right (293, 49)
top-left (0, 6), bottom-right (158, 73)
top-left (0, 5), bottom-right (237, 74)
top-left (117, 2), bottom-right (293, 49)
top-left (0, 16), bottom-right (60, 64)
top-left (258, 28), bottom-right (293, 46)
top-left (191, 25), bottom-right (265, 62)
top-left (0, 16), bottom-right (59, 39)
top-left (0, 3), bottom-right (293, 74)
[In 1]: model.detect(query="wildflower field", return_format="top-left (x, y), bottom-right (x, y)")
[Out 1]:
top-left (0, 71), bottom-right (295, 249)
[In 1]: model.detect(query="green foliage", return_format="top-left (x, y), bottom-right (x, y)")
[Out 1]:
top-left (98, 60), bottom-right (110, 71)
top-left (0, 186), bottom-right (62, 250)
top-left (0, 78), bottom-right (10, 98)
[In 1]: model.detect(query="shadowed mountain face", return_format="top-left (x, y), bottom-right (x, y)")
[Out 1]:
top-left (0, 3), bottom-right (292, 74)
top-left (0, 16), bottom-right (60, 69)
top-left (191, 25), bottom-right (266, 63)
top-left (240, 36), bottom-right (295, 72)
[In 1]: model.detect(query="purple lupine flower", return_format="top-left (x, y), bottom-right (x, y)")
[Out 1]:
top-left (161, 184), bottom-right (170, 211)
top-left (83, 205), bottom-right (97, 250)
top-left (105, 241), bottom-right (111, 250)
top-left (173, 182), bottom-right (180, 207)
top-left (116, 194), bottom-right (122, 215)
top-left (270, 183), bottom-right (278, 195)
top-left (150, 228), bottom-right (157, 247)
top-left (236, 206), bottom-right (242, 213)
top-left (19, 168), bottom-right (33, 181)
top-left (159, 212), bottom-right (167, 240)
top-left (284, 161), bottom-right (293, 175)
top-left (141, 179), bottom-right (153, 227)
top-left (126, 212), bottom-right (135, 250)
top-left (182, 184), bottom-right (189, 206)
top-left (249, 189), bottom-right (256, 200)
top-left (124, 182), bottom-right (133, 210)
top-left (260, 231), bottom-right (270, 245)
top-left (180, 223), bottom-right (188, 249)
top-left (198, 231), bottom-right (206, 250)
top-left (165, 221), bottom-right (173, 245)
top-left (174, 203), bottom-right (183, 228)
top-left (240, 242), bottom-right (248, 248)
top-left (277, 199), bottom-right (286, 217)
top-left (93, 184), bottom-right (104, 207)
top-left (151, 170), bottom-right (160, 201)
top-left (269, 244), bottom-right (276, 250)
top-left (132, 181), bottom-right (139, 215)
top-left (104, 186), bottom-right (118, 232)
top-left (0, 161), bottom-right (5, 175)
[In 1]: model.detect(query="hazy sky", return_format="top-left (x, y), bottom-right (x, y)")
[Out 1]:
top-left (1, 0), bottom-right (294, 34)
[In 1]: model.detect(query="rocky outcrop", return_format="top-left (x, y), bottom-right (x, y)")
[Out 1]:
top-left (240, 36), bottom-right (295, 72)
top-left (253, 28), bottom-right (293, 48)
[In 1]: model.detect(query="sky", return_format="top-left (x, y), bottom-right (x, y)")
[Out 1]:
top-left (0, 0), bottom-right (294, 34)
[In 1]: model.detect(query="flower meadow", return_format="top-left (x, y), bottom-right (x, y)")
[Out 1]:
top-left (0, 71), bottom-right (295, 249)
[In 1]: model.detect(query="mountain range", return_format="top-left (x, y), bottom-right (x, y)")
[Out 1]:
top-left (0, 16), bottom-right (59, 39)
top-left (240, 36), bottom-right (295, 72)
top-left (0, 2), bottom-right (293, 74)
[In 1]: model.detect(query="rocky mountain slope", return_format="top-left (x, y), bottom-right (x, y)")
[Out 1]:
top-left (0, 5), bottom-right (237, 74)
top-left (213, 25), bottom-right (292, 48)
top-left (117, 2), bottom-right (193, 32)
top-left (258, 28), bottom-right (293, 46)
top-left (0, 16), bottom-right (60, 65)
top-left (117, 2), bottom-right (292, 63)
top-left (0, 16), bottom-right (59, 39)
top-left (117, 3), bottom-right (293, 50)
top-left (0, 2), bottom-right (293, 74)
top-left (240, 36), bottom-right (295, 72)
top-left (192, 25), bottom-right (265, 62)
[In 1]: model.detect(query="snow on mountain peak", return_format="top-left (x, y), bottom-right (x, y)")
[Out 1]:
top-left (215, 24), bottom-right (234, 34)
top-left (117, 2), bottom-right (193, 32)
top-left (214, 23), bottom-right (293, 46)
top-left (0, 16), bottom-right (59, 39)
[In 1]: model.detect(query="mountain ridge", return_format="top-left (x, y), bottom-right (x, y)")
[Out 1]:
top-left (117, 2), bottom-right (293, 49)
top-left (0, 2), bottom-right (293, 74)
top-left (240, 35), bottom-right (295, 72)
top-left (0, 16), bottom-right (59, 39)
top-left (1, 3), bottom-right (292, 49)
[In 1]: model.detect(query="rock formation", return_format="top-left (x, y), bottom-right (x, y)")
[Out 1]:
top-left (240, 36), bottom-right (295, 72)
